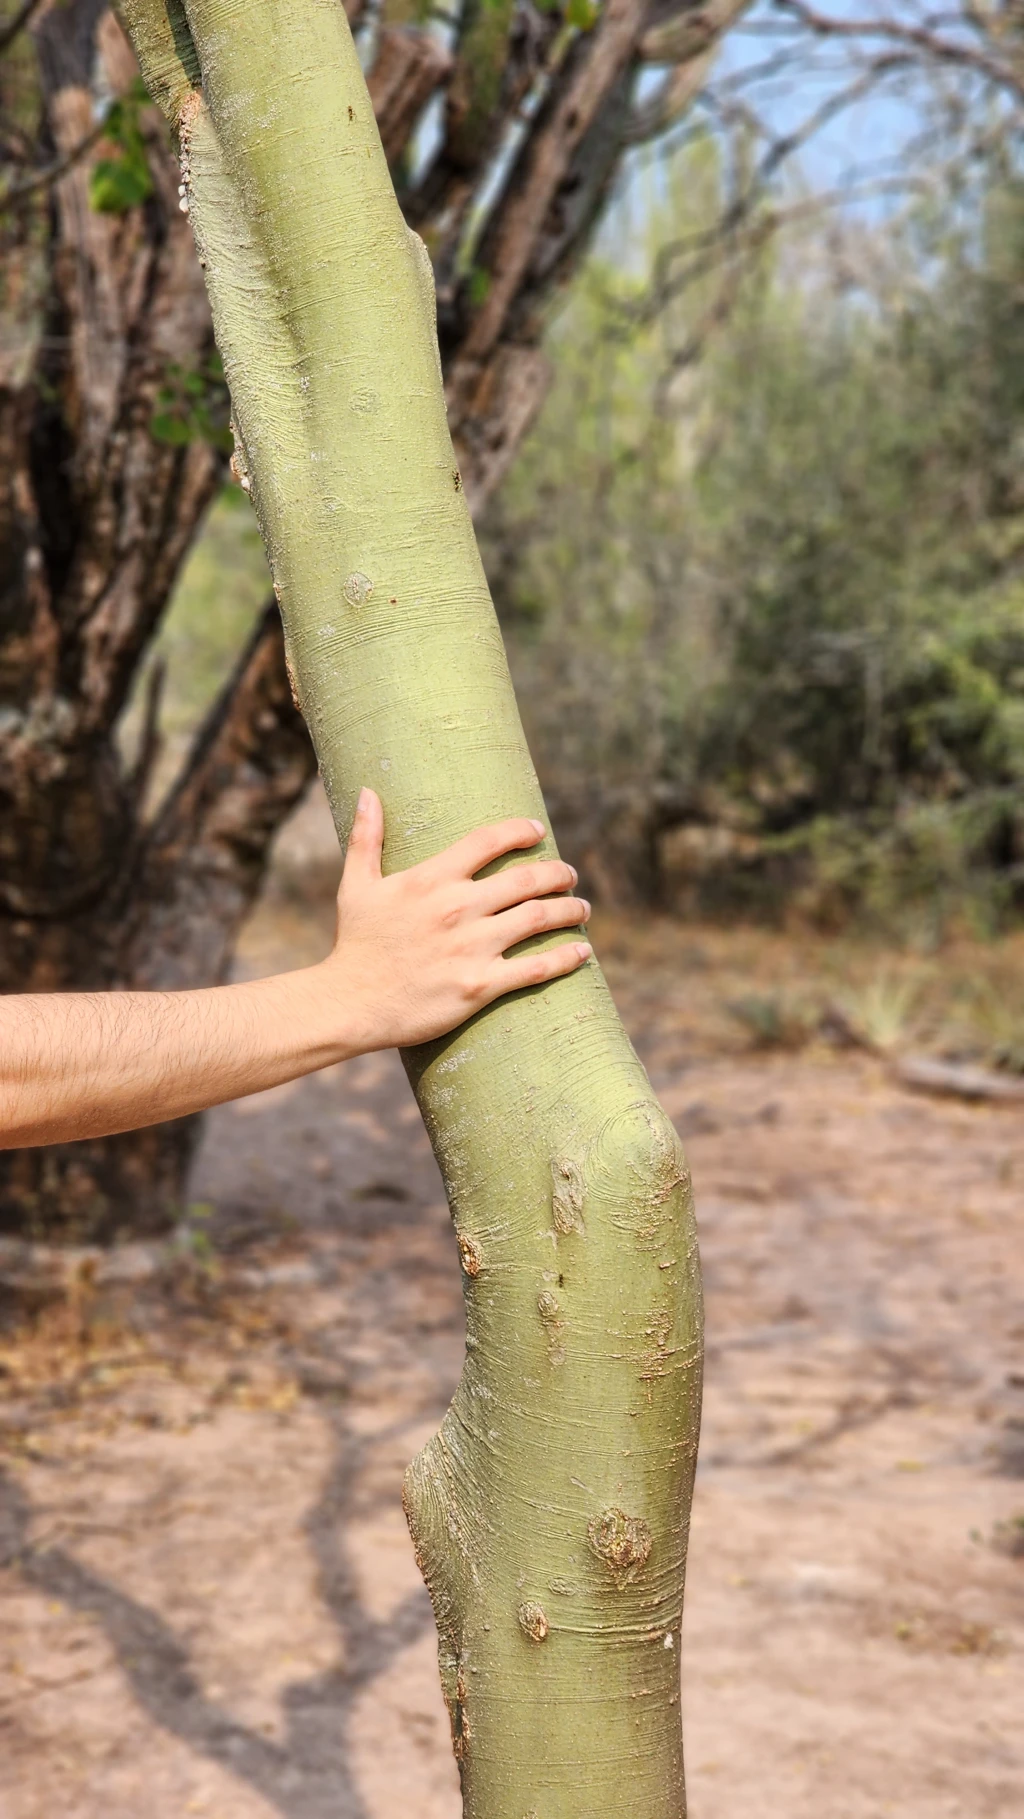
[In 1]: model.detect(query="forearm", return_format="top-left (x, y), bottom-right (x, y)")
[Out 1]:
top-left (0, 968), bottom-right (346, 1149)
top-left (0, 801), bottom-right (590, 1152)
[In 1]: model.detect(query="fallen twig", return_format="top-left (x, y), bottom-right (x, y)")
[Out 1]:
top-left (893, 1054), bottom-right (1024, 1104)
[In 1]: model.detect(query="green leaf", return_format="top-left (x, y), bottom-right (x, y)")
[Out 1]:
top-left (88, 155), bottom-right (153, 213)
top-left (149, 354), bottom-right (232, 452)
top-left (150, 413), bottom-right (193, 446)
top-left (87, 82), bottom-right (155, 214)
top-left (566, 0), bottom-right (598, 29)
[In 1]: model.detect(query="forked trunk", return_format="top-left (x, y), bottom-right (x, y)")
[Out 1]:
top-left (122, 3), bottom-right (703, 1812)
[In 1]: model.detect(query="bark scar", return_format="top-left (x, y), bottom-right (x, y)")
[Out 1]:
top-left (458, 1233), bottom-right (482, 1276)
top-left (588, 1508), bottom-right (652, 1586)
top-left (551, 1155), bottom-right (585, 1235)
top-left (517, 1601), bottom-right (549, 1642)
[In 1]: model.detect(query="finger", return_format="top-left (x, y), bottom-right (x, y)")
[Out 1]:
top-left (490, 897), bottom-right (590, 950)
top-left (476, 858), bottom-right (578, 913)
top-left (343, 786), bottom-right (384, 882)
top-left (488, 941), bottom-right (593, 1001)
top-left (432, 817), bottom-right (547, 881)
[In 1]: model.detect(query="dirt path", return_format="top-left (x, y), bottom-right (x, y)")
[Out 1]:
top-left (1, 908), bottom-right (1022, 1818)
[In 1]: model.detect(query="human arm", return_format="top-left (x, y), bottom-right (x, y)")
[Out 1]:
top-left (0, 789), bottom-right (591, 1148)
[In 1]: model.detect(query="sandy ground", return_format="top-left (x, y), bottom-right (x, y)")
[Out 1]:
top-left (1, 895), bottom-right (1022, 1819)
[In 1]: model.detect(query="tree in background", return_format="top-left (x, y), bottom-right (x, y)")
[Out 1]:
top-left (487, 147), bottom-right (1024, 931)
top-left (0, 0), bottom-right (735, 1242)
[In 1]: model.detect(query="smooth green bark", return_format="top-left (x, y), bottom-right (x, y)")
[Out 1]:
top-left (122, 4), bottom-right (703, 1812)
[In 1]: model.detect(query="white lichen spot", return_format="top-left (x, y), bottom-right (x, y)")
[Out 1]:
top-left (343, 572), bottom-right (373, 608)
top-left (663, 1632), bottom-right (674, 1649)
top-left (380, 756), bottom-right (391, 772)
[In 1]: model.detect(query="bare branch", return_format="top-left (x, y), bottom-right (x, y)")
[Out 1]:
top-left (455, 0), bottom-right (649, 371)
top-left (628, 49), bottom-right (922, 327)
top-left (624, 53), bottom-right (711, 142)
top-left (639, 0), bottom-right (749, 63)
top-left (650, 176), bottom-right (930, 398)
top-left (367, 25), bottom-right (453, 165)
top-left (772, 0), bottom-right (1024, 103)
top-left (0, 113), bottom-right (109, 208)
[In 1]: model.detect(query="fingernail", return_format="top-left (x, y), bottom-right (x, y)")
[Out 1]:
top-left (576, 942), bottom-right (592, 961)
top-left (356, 786), bottom-right (370, 813)
top-left (530, 819), bottom-right (545, 836)
top-left (569, 866), bottom-right (578, 886)
top-left (580, 900), bottom-right (591, 919)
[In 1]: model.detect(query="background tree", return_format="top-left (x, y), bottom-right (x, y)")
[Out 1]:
top-left (485, 146), bottom-right (1024, 932)
top-left (0, 0), bottom-right (736, 1242)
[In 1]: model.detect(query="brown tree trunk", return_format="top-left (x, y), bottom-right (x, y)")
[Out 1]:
top-left (0, 0), bottom-right (736, 1243)
top-left (0, 599), bottom-right (314, 1241)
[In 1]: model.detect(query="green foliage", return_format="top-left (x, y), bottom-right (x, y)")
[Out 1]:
top-left (88, 79), bottom-right (154, 214)
top-left (484, 146), bottom-right (1024, 930)
top-left (151, 353), bottom-right (233, 453)
top-left (565, 0), bottom-right (599, 30)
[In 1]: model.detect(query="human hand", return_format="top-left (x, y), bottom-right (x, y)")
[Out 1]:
top-left (316, 787), bottom-right (592, 1053)
top-left (0, 790), bottom-right (589, 1148)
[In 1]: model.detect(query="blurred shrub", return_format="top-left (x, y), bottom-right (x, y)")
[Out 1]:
top-left (483, 151), bottom-right (1024, 931)
top-left (725, 992), bottom-right (820, 1051)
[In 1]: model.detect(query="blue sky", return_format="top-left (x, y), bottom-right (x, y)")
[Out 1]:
top-left (601, 0), bottom-right (978, 256)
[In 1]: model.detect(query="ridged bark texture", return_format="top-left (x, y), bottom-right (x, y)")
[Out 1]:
top-left (0, 2), bottom-right (319, 1238)
top-left (120, 3), bottom-right (703, 1813)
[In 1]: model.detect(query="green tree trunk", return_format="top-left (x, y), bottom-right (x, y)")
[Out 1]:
top-left (122, 4), bottom-right (704, 1813)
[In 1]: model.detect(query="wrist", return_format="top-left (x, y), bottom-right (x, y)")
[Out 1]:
top-left (254, 960), bottom-right (366, 1073)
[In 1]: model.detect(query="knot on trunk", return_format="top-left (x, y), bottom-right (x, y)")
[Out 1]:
top-left (588, 1508), bottom-right (652, 1586)
top-left (517, 1600), bottom-right (549, 1642)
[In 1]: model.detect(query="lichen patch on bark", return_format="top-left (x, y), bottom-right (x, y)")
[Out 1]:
top-left (343, 571), bottom-right (373, 607)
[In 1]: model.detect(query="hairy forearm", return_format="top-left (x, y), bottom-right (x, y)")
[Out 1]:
top-left (0, 968), bottom-right (345, 1149)
top-left (0, 801), bottom-right (591, 1153)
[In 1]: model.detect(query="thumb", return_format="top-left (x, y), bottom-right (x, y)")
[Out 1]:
top-left (344, 786), bottom-right (384, 881)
